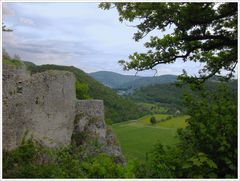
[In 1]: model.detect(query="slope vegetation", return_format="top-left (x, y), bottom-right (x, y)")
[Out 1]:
top-left (128, 80), bottom-right (237, 113)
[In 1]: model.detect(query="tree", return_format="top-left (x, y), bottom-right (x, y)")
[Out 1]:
top-left (150, 116), bottom-right (157, 125)
top-left (138, 84), bottom-right (237, 178)
top-left (178, 84), bottom-right (237, 178)
top-left (2, 23), bottom-right (13, 32)
top-left (100, 3), bottom-right (237, 84)
top-left (100, 3), bottom-right (237, 178)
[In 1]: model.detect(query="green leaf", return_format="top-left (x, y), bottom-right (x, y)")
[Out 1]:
top-left (207, 160), bottom-right (217, 169)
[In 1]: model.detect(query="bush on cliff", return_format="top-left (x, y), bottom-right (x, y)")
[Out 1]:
top-left (3, 139), bottom-right (135, 178)
top-left (3, 55), bottom-right (23, 67)
top-left (75, 80), bottom-right (90, 100)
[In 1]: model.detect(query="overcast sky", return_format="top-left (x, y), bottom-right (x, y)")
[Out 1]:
top-left (3, 2), bottom-right (215, 76)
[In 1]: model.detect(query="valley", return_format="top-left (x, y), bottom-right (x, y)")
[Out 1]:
top-left (19, 59), bottom-right (193, 163)
top-left (112, 114), bottom-right (189, 161)
top-left (2, 56), bottom-right (238, 179)
top-left (24, 64), bottom-right (238, 164)
top-left (89, 70), bottom-right (237, 164)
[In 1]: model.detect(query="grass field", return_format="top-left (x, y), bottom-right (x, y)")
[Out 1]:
top-left (112, 114), bottom-right (189, 161)
top-left (137, 102), bottom-right (167, 114)
top-left (157, 115), bottom-right (189, 128)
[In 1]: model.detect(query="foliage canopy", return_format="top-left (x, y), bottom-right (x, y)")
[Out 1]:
top-left (100, 3), bottom-right (237, 84)
top-left (135, 84), bottom-right (237, 178)
top-left (150, 116), bottom-right (157, 125)
top-left (2, 23), bottom-right (13, 32)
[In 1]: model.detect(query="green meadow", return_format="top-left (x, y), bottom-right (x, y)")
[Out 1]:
top-left (112, 114), bottom-right (189, 161)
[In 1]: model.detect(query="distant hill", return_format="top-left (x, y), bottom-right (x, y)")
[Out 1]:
top-left (118, 74), bottom-right (177, 90)
top-left (89, 71), bottom-right (177, 90)
top-left (23, 62), bottom-right (149, 123)
top-left (89, 71), bottom-right (141, 88)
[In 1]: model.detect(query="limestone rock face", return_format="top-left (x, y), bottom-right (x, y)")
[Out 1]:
top-left (3, 64), bottom-right (31, 150)
top-left (3, 63), bottom-right (125, 162)
top-left (75, 100), bottom-right (106, 142)
top-left (105, 127), bottom-right (125, 163)
top-left (73, 100), bottom-right (125, 163)
top-left (3, 64), bottom-right (76, 150)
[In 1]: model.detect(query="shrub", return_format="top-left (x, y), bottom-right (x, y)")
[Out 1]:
top-left (75, 80), bottom-right (90, 100)
top-left (3, 139), bottom-right (135, 178)
top-left (150, 116), bottom-right (157, 125)
top-left (105, 119), bottom-right (113, 125)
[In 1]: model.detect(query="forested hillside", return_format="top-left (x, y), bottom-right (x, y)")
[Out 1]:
top-left (117, 74), bottom-right (177, 90)
top-left (128, 80), bottom-right (237, 113)
top-left (23, 61), bottom-right (149, 123)
top-left (129, 83), bottom-right (186, 112)
top-left (90, 71), bottom-right (177, 90)
top-left (89, 71), bottom-right (141, 88)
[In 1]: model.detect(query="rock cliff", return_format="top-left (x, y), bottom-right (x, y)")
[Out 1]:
top-left (3, 63), bottom-right (124, 162)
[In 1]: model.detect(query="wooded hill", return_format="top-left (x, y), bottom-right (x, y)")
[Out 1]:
top-left (128, 79), bottom-right (237, 113)
top-left (89, 71), bottom-right (177, 90)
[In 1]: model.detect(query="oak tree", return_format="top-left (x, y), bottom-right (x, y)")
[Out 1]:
top-left (100, 3), bottom-right (237, 84)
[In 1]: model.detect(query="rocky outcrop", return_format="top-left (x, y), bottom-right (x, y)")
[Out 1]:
top-left (73, 100), bottom-right (125, 162)
top-left (3, 63), bottom-right (124, 162)
top-left (74, 100), bottom-right (106, 145)
top-left (3, 64), bottom-right (76, 150)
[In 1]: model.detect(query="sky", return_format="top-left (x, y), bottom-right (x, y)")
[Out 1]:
top-left (2, 2), bottom-right (219, 76)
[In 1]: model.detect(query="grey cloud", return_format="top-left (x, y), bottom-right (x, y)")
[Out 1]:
top-left (3, 3), bottom-right (16, 16)
top-left (3, 32), bottom-right (103, 67)
top-left (19, 17), bottom-right (34, 25)
top-left (17, 47), bottom-right (43, 54)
